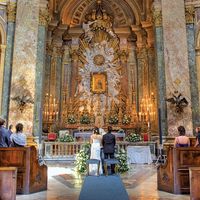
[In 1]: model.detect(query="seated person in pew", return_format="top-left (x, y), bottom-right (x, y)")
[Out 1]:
top-left (174, 126), bottom-right (190, 147)
top-left (194, 127), bottom-right (200, 147)
top-left (10, 123), bottom-right (27, 147)
top-left (0, 117), bottom-right (11, 147)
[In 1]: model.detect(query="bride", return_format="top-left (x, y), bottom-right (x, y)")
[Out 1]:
top-left (89, 127), bottom-right (103, 175)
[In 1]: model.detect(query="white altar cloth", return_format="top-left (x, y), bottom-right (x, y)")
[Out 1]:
top-left (127, 146), bottom-right (153, 164)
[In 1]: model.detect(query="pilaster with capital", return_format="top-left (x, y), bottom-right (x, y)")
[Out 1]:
top-left (0, 45), bottom-right (6, 114)
top-left (33, 7), bottom-right (49, 137)
top-left (8, 0), bottom-right (40, 134)
top-left (151, 1), bottom-right (167, 136)
top-left (185, 5), bottom-right (200, 127)
top-left (162, 0), bottom-right (193, 135)
top-left (1, 3), bottom-right (16, 119)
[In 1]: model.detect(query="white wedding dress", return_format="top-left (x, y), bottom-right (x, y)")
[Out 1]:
top-left (89, 138), bottom-right (103, 175)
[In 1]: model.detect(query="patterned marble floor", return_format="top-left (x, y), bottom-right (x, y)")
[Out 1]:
top-left (16, 162), bottom-right (190, 200)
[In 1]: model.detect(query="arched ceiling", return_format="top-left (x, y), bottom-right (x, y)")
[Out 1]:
top-left (48, 0), bottom-right (153, 27)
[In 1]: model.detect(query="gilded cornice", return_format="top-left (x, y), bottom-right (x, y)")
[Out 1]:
top-left (7, 2), bottom-right (16, 22)
top-left (39, 9), bottom-right (50, 27)
top-left (152, 9), bottom-right (162, 27)
top-left (185, 6), bottom-right (195, 24)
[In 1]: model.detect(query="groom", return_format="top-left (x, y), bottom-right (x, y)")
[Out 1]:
top-left (102, 126), bottom-right (116, 173)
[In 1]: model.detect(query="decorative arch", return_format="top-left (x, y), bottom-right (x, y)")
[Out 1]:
top-left (60, 0), bottom-right (141, 27)
top-left (0, 18), bottom-right (6, 45)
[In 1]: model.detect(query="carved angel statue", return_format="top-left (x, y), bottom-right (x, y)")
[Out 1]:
top-left (82, 20), bottom-right (96, 42)
top-left (166, 91), bottom-right (188, 113)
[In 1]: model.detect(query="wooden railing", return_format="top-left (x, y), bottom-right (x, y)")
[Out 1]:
top-left (43, 141), bottom-right (156, 160)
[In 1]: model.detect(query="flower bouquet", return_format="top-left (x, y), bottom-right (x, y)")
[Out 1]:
top-left (80, 114), bottom-right (90, 124)
top-left (125, 132), bottom-right (141, 142)
top-left (67, 115), bottom-right (76, 124)
top-left (122, 114), bottom-right (131, 125)
top-left (75, 143), bottom-right (90, 173)
top-left (115, 148), bottom-right (129, 173)
top-left (59, 133), bottom-right (74, 142)
top-left (108, 114), bottom-right (118, 124)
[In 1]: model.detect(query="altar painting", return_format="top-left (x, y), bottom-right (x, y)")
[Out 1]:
top-left (91, 73), bottom-right (107, 94)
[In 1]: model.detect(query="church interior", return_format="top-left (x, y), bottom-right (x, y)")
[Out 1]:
top-left (0, 0), bottom-right (200, 199)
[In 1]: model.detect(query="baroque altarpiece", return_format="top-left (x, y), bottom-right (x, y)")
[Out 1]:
top-left (42, 1), bottom-right (157, 132)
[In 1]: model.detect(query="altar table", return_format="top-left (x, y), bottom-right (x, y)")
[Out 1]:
top-left (127, 146), bottom-right (153, 164)
top-left (73, 131), bottom-right (125, 140)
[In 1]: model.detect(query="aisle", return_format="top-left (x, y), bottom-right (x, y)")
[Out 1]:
top-left (16, 163), bottom-right (189, 200)
top-left (79, 175), bottom-right (129, 200)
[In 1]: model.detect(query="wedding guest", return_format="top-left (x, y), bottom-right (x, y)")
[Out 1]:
top-left (8, 124), bottom-right (13, 137)
top-left (174, 126), bottom-right (190, 147)
top-left (10, 123), bottom-right (27, 147)
top-left (0, 117), bottom-right (11, 147)
top-left (194, 127), bottom-right (200, 147)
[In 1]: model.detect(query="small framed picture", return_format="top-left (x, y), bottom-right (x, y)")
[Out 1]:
top-left (91, 72), bottom-right (107, 94)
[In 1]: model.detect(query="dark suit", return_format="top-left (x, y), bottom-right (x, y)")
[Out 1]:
top-left (102, 132), bottom-right (116, 155)
top-left (102, 132), bottom-right (116, 173)
top-left (0, 126), bottom-right (11, 147)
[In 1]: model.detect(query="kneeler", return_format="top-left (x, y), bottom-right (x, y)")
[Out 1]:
top-left (86, 159), bottom-right (100, 176)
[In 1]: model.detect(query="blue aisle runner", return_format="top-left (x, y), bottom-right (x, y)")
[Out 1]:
top-left (79, 175), bottom-right (129, 200)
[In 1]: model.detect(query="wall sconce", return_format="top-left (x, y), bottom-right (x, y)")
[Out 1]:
top-left (166, 91), bottom-right (188, 113)
top-left (11, 90), bottom-right (34, 113)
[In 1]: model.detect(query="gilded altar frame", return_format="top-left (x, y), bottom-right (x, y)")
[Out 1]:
top-left (91, 72), bottom-right (107, 94)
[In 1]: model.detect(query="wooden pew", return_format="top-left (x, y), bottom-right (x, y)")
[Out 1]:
top-left (0, 146), bottom-right (47, 194)
top-left (157, 146), bottom-right (200, 194)
top-left (0, 167), bottom-right (17, 200)
top-left (189, 167), bottom-right (200, 200)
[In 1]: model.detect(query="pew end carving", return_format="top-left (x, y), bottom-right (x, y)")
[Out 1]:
top-left (157, 146), bottom-right (200, 194)
top-left (0, 146), bottom-right (47, 194)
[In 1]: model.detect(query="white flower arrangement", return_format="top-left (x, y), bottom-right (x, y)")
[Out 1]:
top-left (67, 115), bottom-right (76, 124)
top-left (59, 133), bottom-right (74, 142)
top-left (125, 133), bottom-right (141, 142)
top-left (80, 114), bottom-right (90, 124)
top-left (108, 114), bottom-right (118, 124)
top-left (122, 114), bottom-right (131, 125)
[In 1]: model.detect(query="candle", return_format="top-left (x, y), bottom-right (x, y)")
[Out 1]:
top-left (158, 108), bottom-right (162, 145)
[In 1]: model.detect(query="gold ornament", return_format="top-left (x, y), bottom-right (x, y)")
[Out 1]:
top-left (93, 54), bottom-right (105, 66)
top-left (7, 2), bottom-right (16, 22)
top-left (39, 9), bottom-right (50, 27)
top-left (185, 6), bottom-right (194, 24)
top-left (152, 9), bottom-right (162, 27)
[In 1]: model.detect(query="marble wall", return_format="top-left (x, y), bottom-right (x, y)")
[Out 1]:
top-left (8, 0), bottom-right (39, 134)
top-left (162, 0), bottom-right (193, 135)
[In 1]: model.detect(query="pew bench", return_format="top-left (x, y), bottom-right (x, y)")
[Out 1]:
top-left (0, 167), bottom-right (17, 200)
top-left (189, 167), bottom-right (200, 200)
top-left (0, 146), bottom-right (47, 194)
top-left (157, 146), bottom-right (200, 194)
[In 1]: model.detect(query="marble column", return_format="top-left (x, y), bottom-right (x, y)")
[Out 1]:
top-left (33, 8), bottom-right (48, 138)
top-left (0, 45), bottom-right (6, 114)
top-left (152, 2), bottom-right (167, 136)
top-left (185, 6), bottom-right (200, 129)
top-left (8, 0), bottom-right (40, 134)
top-left (1, 2), bottom-right (16, 121)
top-left (162, 0), bottom-right (193, 135)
